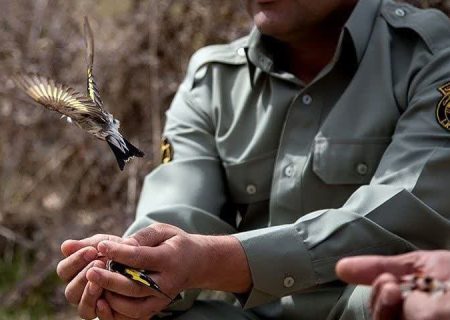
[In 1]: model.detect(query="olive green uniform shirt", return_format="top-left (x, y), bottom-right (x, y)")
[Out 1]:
top-left (126, 0), bottom-right (450, 318)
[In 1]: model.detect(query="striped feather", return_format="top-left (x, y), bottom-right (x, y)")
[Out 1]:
top-left (13, 73), bottom-right (107, 123)
top-left (84, 17), bottom-right (104, 108)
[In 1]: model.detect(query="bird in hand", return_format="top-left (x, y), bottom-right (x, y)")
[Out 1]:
top-left (13, 17), bottom-right (144, 170)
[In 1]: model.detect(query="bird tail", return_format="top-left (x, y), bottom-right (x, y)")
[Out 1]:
top-left (106, 135), bottom-right (145, 171)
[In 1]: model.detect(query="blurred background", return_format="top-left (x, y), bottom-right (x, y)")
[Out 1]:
top-left (0, 0), bottom-right (448, 319)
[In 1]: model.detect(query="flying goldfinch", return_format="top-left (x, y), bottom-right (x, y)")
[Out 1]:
top-left (13, 17), bottom-right (144, 170)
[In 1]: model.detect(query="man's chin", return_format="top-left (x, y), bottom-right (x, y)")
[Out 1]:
top-left (253, 12), bottom-right (294, 38)
top-left (254, 23), bottom-right (288, 40)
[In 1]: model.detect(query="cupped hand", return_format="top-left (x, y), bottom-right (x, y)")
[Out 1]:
top-left (57, 234), bottom-right (125, 319)
top-left (86, 223), bottom-right (206, 319)
top-left (336, 250), bottom-right (450, 320)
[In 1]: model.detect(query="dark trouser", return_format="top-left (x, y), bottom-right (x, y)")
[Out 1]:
top-left (159, 285), bottom-right (371, 320)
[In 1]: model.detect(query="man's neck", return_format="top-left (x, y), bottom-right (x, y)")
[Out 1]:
top-left (284, 32), bottom-right (341, 84)
top-left (281, 4), bottom-right (355, 84)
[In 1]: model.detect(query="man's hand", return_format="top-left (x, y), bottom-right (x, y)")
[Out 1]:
top-left (85, 223), bottom-right (252, 319)
top-left (336, 250), bottom-right (450, 320)
top-left (56, 234), bottom-right (125, 320)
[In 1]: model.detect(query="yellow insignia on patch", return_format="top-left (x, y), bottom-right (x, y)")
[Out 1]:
top-left (436, 82), bottom-right (450, 130)
top-left (161, 137), bottom-right (173, 164)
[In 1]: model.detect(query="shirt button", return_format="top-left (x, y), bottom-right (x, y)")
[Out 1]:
top-left (356, 163), bottom-right (368, 176)
top-left (194, 66), bottom-right (207, 81)
top-left (246, 184), bottom-right (257, 195)
top-left (395, 8), bottom-right (406, 17)
top-left (283, 276), bottom-right (295, 288)
top-left (284, 165), bottom-right (294, 177)
top-left (236, 47), bottom-right (246, 57)
top-left (302, 94), bottom-right (312, 105)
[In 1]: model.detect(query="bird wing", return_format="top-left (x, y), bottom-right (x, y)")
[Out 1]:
top-left (14, 73), bottom-right (108, 123)
top-left (84, 16), bottom-right (104, 108)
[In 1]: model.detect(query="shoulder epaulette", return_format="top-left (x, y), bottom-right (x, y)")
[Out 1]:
top-left (184, 36), bottom-right (249, 89)
top-left (381, 1), bottom-right (450, 54)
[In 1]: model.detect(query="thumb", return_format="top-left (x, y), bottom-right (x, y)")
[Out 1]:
top-left (128, 223), bottom-right (179, 247)
top-left (121, 237), bottom-right (139, 246)
top-left (336, 253), bottom-right (417, 285)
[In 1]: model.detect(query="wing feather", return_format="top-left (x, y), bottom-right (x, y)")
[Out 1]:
top-left (13, 73), bottom-right (107, 123)
top-left (84, 17), bottom-right (104, 108)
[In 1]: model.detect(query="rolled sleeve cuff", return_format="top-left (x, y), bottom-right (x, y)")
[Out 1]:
top-left (233, 224), bottom-right (316, 309)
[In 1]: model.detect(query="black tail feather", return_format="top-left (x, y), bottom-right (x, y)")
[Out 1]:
top-left (124, 138), bottom-right (145, 158)
top-left (106, 136), bottom-right (144, 171)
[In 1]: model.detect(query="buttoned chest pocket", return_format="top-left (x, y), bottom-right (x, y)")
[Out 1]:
top-left (223, 152), bottom-right (276, 204)
top-left (313, 138), bottom-right (391, 185)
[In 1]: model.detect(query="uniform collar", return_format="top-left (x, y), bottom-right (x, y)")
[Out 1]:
top-left (246, 29), bottom-right (275, 75)
top-left (345, 0), bottom-right (382, 63)
top-left (245, 0), bottom-right (382, 82)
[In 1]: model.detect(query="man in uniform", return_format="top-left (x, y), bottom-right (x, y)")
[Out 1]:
top-left (57, 0), bottom-right (450, 319)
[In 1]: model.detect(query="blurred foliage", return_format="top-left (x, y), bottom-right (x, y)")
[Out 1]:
top-left (0, 0), bottom-right (448, 319)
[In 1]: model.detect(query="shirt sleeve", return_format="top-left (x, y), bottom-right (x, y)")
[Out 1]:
top-left (233, 48), bottom-right (450, 308)
top-left (125, 64), bottom-right (236, 237)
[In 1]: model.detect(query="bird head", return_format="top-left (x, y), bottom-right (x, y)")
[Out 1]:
top-left (112, 118), bottom-right (121, 129)
top-left (106, 113), bottom-right (120, 129)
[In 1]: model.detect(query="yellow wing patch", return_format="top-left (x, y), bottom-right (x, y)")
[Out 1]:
top-left (123, 268), bottom-right (151, 286)
top-left (88, 69), bottom-right (96, 102)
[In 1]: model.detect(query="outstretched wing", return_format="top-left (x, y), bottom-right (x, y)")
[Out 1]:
top-left (13, 73), bottom-right (108, 123)
top-left (84, 16), bottom-right (104, 108)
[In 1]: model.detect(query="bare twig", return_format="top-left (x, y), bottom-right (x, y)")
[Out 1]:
top-left (148, 0), bottom-right (162, 164)
top-left (13, 147), bottom-right (76, 205)
top-left (0, 255), bottom-right (59, 308)
top-left (0, 224), bottom-right (34, 249)
top-left (26, 0), bottom-right (49, 60)
top-left (126, 161), bottom-right (138, 216)
top-left (147, 1), bottom-right (175, 163)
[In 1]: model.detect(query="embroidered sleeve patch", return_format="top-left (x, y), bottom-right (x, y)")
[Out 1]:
top-left (160, 137), bottom-right (173, 164)
top-left (436, 82), bottom-right (450, 131)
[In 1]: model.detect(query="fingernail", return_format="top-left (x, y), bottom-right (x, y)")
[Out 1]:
top-left (98, 241), bottom-right (110, 254)
top-left (62, 239), bottom-right (72, 246)
top-left (84, 248), bottom-right (97, 262)
top-left (89, 282), bottom-right (102, 295)
top-left (124, 237), bottom-right (139, 246)
top-left (88, 269), bottom-right (100, 282)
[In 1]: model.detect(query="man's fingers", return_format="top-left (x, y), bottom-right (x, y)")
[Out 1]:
top-left (336, 253), bottom-right (418, 284)
top-left (97, 241), bottom-right (165, 271)
top-left (64, 260), bottom-right (102, 305)
top-left (57, 246), bottom-right (98, 282)
top-left (78, 281), bottom-right (104, 320)
top-left (372, 281), bottom-right (402, 320)
top-left (111, 311), bottom-right (152, 320)
top-left (403, 291), bottom-right (450, 320)
top-left (61, 234), bottom-right (124, 257)
top-left (370, 273), bottom-right (400, 314)
top-left (96, 299), bottom-right (115, 320)
top-left (104, 291), bottom-right (163, 319)
top-left (86, 267), bottom-right (161, 298)
top-left (130, 223), bottom-right (179, 247)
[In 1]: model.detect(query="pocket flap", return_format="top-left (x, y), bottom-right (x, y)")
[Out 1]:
top-left (223, 152), bottom-right (275, 203)
top-left (313, 138), bottom-right (390, 185)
